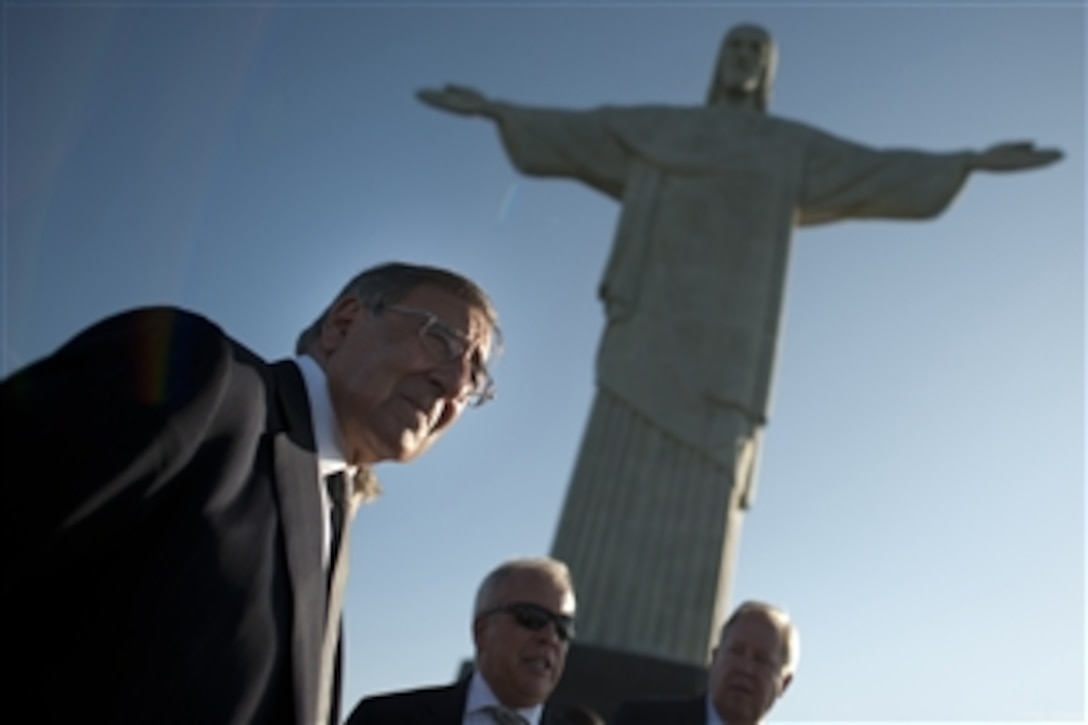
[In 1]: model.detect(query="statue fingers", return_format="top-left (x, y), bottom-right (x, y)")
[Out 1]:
top-left (416, 84), bottom-right (488, 114)
top-left (984, 140), bottom-right (1034, 155)
top-left (1035, 148), bottom-right (1064, 164)
top-left (443, 83), bottom-right (481, 96)
top-left (416, 88), bottom-right (447, 106)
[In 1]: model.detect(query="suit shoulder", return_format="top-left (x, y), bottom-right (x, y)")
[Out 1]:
top-left (346, 682), bottom-right (463, 724)
top-left (4, 306), bottom-right (220, 377)
top-left (358, 680), bottom-right (461, 704)
top-left (80, 306), bottom-right (226, 341)
top-left (54, 306), bottom-right (236, 371)
top-left (1, 305), bottom-right (262, 426)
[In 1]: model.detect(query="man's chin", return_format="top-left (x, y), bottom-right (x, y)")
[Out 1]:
top-left (715, 698), bottom-right (758, 723)
top-left (356, 428), bottom-right (433, 465)
top-left (388, 433), bottom-right (435, 463)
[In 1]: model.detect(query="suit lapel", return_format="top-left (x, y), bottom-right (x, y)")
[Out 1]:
top-left (423, 680), bottom-right (471, 725)
top-left (689, 695), bottom-right (708, 725)
top-left (270, 361), bottom-right (325, 725)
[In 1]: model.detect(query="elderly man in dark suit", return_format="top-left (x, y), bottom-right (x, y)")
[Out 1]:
top-left (610, 601), bottom-right (798, 725)
top-left (2, 262), bottom-right (500, 724)
top-left (346, 557), bottom-right (577, 725)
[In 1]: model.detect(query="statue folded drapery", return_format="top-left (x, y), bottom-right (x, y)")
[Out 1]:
top-left (491, 102), bottom-right (969, 468)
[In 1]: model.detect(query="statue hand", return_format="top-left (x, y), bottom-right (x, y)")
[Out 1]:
top-left (416, 84), bottom-right (494, 117)
top-left (969, 141), bottom-right (1064, 172)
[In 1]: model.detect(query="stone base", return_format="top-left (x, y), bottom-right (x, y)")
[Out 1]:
top-left (548, 642), bottom-right (707, 721)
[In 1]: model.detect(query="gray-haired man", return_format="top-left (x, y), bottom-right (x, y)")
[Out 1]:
top-left (611, 601), bottom-right (798, 725)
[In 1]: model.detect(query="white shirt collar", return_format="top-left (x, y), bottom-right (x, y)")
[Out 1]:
top-left (294, 354), bottom-right (352, 479)
top-left (464, 670), bottom-right (543, 725)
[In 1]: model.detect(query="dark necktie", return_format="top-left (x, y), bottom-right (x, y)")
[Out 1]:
top-left (316, 471), bottom-right (352, 723)
top-left (326, 472), bottom-right (348, 577)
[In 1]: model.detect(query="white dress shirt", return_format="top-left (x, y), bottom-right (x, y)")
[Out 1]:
top-left (294, 354), bottom-right (353, 568)
top-left (463, 670), bottom-right (542, 725)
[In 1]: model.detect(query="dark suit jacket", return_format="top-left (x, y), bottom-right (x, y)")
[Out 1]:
top-left (609, 695), bottom-right (707, 725)
top-left (346, 679), bottom-right (470, 725)
top-left (2, 307), bottom-right (336, 724)
top-left (345, 678), bottom-right (566, 725)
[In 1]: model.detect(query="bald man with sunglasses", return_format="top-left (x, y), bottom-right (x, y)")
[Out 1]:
top-left (346, 557), bottom-right (577, 725)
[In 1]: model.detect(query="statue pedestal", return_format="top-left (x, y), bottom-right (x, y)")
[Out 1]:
top-left (548, 642), bottom-right (707, 720)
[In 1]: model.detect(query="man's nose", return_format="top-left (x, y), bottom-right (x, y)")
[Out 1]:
top-left (733, 653), bottom-right (758, 674)
top-left (429, 355), bottom-right (474, 400)
top-left (535, 621), bottom-right (563, 645)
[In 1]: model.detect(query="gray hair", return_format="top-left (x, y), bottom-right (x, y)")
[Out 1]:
top-left (718, 600), bottom-right (800, 676)
top-left (294, 261), bottom-right (502, 356)
top-left (705, 23), bottom-right (778, 112)
top-left (473, 557), bottom-right (574, 617)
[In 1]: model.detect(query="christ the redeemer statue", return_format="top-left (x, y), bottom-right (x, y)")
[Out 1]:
top-left (420, 24), bottom-right (1061, 671)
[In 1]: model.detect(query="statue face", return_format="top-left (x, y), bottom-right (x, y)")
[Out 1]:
top-left (717, 25), bottom-right (772, 96)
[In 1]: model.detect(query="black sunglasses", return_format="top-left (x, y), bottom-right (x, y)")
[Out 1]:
top-left (483, 601), bottom-right (576, 642)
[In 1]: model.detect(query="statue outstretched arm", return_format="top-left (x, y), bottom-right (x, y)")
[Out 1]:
top-left (416, 84), bottom-right (638, 200)
top-left (417, 84), bottom-right (503, 120)
top-left (966, 141), bottom-right (1063, 172)
top-left (799, 129), bottom-right (1064, 225)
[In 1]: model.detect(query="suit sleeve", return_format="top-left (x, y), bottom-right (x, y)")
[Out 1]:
top-left (609, 702), bottom-right (640, 725)
top-left (1, 307), bottom-right (237, 582)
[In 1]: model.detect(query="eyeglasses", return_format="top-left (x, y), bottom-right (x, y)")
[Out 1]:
top-left (481, 601), bottom-right (576, 642)
top-left (376, 300), bottom-right (495, 407)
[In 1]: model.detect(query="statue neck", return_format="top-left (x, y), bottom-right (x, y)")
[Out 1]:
top-left (718, 87), bottom-right (764, 112)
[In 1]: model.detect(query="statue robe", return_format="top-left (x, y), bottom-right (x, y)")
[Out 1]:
top-left (490, 101), bottom-right (969, 663)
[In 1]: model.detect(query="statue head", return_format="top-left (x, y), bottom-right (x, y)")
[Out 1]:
top-left (706, 23), bottom-right (778, 112)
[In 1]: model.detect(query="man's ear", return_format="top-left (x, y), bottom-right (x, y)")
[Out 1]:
top-left (472, 615), bottom-right (488, 650)
top-left (779, 672), bottom-right (793, 696)
top-left (319, 296), bottom-right (364, 352)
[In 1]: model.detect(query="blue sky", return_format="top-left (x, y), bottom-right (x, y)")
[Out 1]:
top-left (4, 2), bottom-right (1084, 722)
